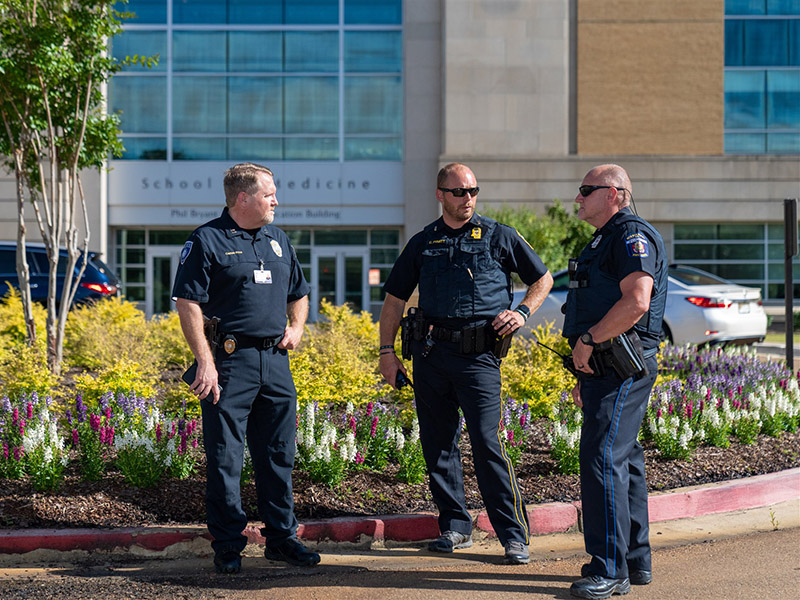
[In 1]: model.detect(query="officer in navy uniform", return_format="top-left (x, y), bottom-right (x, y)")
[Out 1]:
top-left (563, 165), bottom-right (667, 599)
top-left (379, 163), bottom-right (553, 565)
top-left (173, 163), bottom-right (320, 574)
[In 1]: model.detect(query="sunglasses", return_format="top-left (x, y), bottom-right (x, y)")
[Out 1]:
top-left (438, 187), bottom-right (480, 197)
top-left (578, 185), bottom-right (628, 197)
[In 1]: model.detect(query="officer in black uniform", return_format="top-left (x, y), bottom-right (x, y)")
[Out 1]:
top-left (173, 163), bottom-right (320, 574)
top-left (379, 162), bottom-right (553, 565)
top-left (562, 164), bottom-right (667, 599)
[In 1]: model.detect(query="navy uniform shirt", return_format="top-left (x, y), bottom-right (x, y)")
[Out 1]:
top-left (172, 208), bottom-right (310, 338)
top-left (384, 214), bottom-right (548, 311)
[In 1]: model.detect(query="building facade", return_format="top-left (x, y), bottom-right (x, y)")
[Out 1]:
top-left (1, 0), bottom-right (798, 318)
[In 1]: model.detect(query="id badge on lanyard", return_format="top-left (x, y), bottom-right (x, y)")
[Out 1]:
top-left (254, 261), bottom-right (272, 284)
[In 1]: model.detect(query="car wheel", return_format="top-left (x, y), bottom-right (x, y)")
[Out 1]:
top-left (661, 323), bottom-right (673, 344)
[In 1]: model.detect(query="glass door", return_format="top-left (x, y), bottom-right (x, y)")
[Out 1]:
top-left (311, 247), bottom-right (369, 320)
top-left (146, 246), bottom-right (182, 317)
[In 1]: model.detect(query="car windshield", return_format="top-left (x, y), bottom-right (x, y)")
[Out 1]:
top-left (669, 266), bottom-right (732, 286)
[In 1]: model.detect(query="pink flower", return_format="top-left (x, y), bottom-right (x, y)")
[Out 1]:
top-left (72, 429), bottom-right (79, 447)
top-left (370, 416), bottom-right (378, 438)
top-left (26, 403), bottom-right (33, 420)
top-left (13, 447), bottom-right (22, 461)
top-left (506, 430), bottom-right (514, 443)
top-left (11, 407), bottom-right (18, 426)
top-left (349, 415), bottom-right (356, 434)
top-left (355, 452), bottom-right (365, 464)
top-left (89, 414), bottom-right (101, 432)
top-left (156, 423), bottom-right (162, 442)
top-left (520, 414), bottom-right (527, 428)
top-left (366, 402), bottom-right (374, 418)
top-left (2, 442), bottom-right (8, 460)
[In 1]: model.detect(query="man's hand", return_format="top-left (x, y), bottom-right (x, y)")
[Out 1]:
top-left (379, 352), bottom-right (408, 390)
top-left (571, 381), bottom-right (583, 408)
top-left (571, 337), bottom-right (595, 375)
top-left (492, 308), bottom-right (526, 335)
top-left (192, 360), bottom-right (221, 404)
top-left (279, 323), bottom-right (303, 350)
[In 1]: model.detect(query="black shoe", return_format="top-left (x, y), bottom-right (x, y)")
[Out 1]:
top-left (427, 530), bottom-right (473, 553)
top-left (213, 551), bottom-right (241, 574)
top-left (503, 540), bottom-right (530, 564)
top-left (581, 564), bottom-right (652, 585)
top-left (264, 538), bottom-right (321, 567)
top-left (570, 575), bottom-right (630, 599)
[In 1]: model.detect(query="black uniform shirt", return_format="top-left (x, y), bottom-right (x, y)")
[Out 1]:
top-left (384, 214), bottom-right (548, 302)
top-left (595, 208), bottom-right (660, 283)
top-left (172, 208), bottom-right (310, 338)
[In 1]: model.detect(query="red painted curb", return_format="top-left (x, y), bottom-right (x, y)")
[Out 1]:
top-left (0, 469), bottom-right (796, 555)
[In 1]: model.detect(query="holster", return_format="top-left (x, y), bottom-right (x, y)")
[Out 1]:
top-left (606, 330), bottom-right (648, 379)
top-left (400, 307), bottom-right (426, 360)
top-left (204, 316), bottom-right (220, 356)
top-left (492, 332), bottom-right (514, 359)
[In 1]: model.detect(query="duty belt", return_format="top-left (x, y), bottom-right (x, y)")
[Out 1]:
top-left (429, 322), bottom-right (490, 354)
top-left (217, 332), bottom-right (283, 354)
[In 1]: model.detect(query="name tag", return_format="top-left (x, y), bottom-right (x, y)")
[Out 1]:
top-left (254, 269), bottom-right (272, 284)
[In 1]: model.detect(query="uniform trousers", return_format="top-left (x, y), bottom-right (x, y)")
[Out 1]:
top-left (578, 355), bottom-right (658, 579)
top-left (412, 339), bottom-right (529, 545)
top-left (201, 345), bottom-right (298, 555)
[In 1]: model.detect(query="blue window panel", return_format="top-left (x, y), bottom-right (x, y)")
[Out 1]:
top-left (229, 0), bottom-right (284, 24)
top-left (768, 0), bottom-right (800, 14)
top-left (284, 77), bottom-right (339, 134)
top-left (767, 70), bottom-right (800, 127)
top-left (285, 32), bottom-right (339, 72)
top-left (173, 137), bottom-right (227, 160)
top-left (344, 32), bottom-right (402, 72)
top-left (173, 0), bottom-right (225, 24)
top-left (119, 137), bottom-right (168, 160)
top-left (117, 0), bottom-right (167, 23)
top-left (744, 20), bottom-right (788, 65)
top-left (173, 77), bottom-right (227, 133)
top-left (725, 70), bottom-right (766, 128)
top-left (726, 0), bottom-right (766, 14)
top-left (791, 20), bottom-right (800, 65)
top-left (725, 20), bottom-right (744, 66)
top-left (228, 138), bottom-right (284, 160)
top-left (173, 32), bottom-right (227, 72)
top-left (767, 132), bottom-right (800, 151)
top-left (112, 31), bottom-right (167, 72)
top-left (229, 32), bottom-right (283, 72)
top-left (285, 0), bottom-right (338, 24)
top-left (345, 0), bottom-right (402, 24)
top-left (344, 76), bottom-right (402, 134)
top-left (283, 138), bottom-right (339, 160)
top-left (228, 77), bottom-right (283, 134)
top-left (344, 137), bottom-right (402, 160)
top-left (724, 132), bottom-right (767, 152)
top-left (110, 77), bottom-right (167, 133)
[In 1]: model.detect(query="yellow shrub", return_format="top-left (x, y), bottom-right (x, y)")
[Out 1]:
top-left (501, 324), bottom-right (575, 418)
top-left (160, 379), bottom-right (201, 418)
top-left (0, 287), bottom-right (47, 352)
top-left (73, 358), bottom-right (159, 406)
top-left (148, 311), bottom-right (193, 368)
top-left (293, 300), bottom-right (393, 409)
top-left (65, 297), bottom-right (152, 371)
top-left (0, 344), bottom-right (59, 401)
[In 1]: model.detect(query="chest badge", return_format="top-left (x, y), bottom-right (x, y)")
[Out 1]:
top-left (223, 336), bottom-right (237, 354)
top-left (591, 234), bottom-right (603, 249)
top-left (470, 228), bottom-right (482, 240)
top-left (270, 239), bottom-right (283, 257)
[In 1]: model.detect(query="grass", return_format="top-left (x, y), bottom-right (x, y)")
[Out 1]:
top-left (764, 331), bottom-right (799, 345)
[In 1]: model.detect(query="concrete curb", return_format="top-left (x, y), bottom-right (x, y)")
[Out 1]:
top-left (0, 468), bottom-right (797, 556)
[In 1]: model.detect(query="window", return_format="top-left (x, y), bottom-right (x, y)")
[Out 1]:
top-left (673, 223), bottom-right (800, 300)
top-left (724, 1), bottom-right (800, 153)
top-left (110, 1), bottom-right (403, 161)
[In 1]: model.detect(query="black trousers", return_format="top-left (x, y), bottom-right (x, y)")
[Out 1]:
top-left (201, 345), bottom-right (298, 555)
top-left (579, 355), bottom-right (658, 579)
top-left (412, 339), bottom-right (529, 545)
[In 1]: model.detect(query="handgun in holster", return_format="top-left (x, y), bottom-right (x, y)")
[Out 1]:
top-left (606, 331), bottom-right (648, 379)
top-left (203, 316), bottom-right (220, 356)
top-left (400, 307), bottom-right (425, 360)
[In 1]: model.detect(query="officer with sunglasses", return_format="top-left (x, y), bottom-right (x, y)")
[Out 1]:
top-left (564, 165), bottom-right (667, 600)
top-left (378, 162), bottom-right (553, 565)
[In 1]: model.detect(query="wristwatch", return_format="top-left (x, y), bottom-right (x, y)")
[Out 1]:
top-left (580, 332), bottom-right (596, 347)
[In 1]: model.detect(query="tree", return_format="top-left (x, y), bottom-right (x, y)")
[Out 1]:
top-left (0, 1), bottom-right (133, 374)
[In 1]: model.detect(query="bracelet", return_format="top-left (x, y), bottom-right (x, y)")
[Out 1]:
top-left (379, 350), bottom-right (395, 356)
top-left (379, 344), bottom-right (395, 351)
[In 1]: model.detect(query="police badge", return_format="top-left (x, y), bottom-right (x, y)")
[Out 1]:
top-left (223, 335), bottom-right (237, 354)
top-left (270, 239), bottom-right (283, 257)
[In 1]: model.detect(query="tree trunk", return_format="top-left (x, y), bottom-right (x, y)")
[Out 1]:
top-left (13, 148), bottom-right (36, 345)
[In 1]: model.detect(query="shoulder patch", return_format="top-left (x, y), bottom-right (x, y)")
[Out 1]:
top-left (625, 232), bottom-right (649, 258)
top-left (180, 241), bottom-right (193, 264)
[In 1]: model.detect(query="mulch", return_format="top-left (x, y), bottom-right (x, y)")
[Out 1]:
top-left (1, 420), bottom-right (798, 530)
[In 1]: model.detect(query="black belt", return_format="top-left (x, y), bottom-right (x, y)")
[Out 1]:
top-left (428, 322), bottom-right (491, 354)
top-left (218, 332), bottom-right (283, 352)
top-left (430, 325), bottom-right (462, 343)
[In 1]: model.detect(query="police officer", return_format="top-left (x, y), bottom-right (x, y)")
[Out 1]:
top-left (379, 163), bottom-right (553, 565)
top-left (563, 164), bottom-right (667, 599)
top-left (173, 163), bottom-right (320, 574)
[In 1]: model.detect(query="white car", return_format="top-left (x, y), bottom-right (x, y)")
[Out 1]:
top-left (515, 265), bottom-right (767, 346)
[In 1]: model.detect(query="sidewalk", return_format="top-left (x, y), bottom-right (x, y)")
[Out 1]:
top-left (1, 467), bottom-right (797, 561)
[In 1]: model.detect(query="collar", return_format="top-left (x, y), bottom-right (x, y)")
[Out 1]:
top-left (220, 207), bottom-right (273, 241)
top-left (595, 206), bottom-right (634, 236)
top-left (434, 213), bottom-right (483, 236)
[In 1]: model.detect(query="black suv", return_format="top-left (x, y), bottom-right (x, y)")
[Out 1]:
top-left (0, 242), bottom-right (120, 305)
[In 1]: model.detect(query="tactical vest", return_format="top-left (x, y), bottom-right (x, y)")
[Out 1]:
top-left (562, 212), bottom-right (667, 347)
top-left (418, 217), bottom-right (512, 320)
